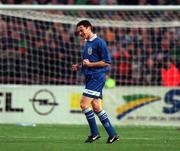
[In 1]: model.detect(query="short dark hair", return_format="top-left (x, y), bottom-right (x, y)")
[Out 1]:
top-left (76, 20), bottom-right (93, 31)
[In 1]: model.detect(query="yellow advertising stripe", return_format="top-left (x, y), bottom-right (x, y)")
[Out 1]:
top-left (116, 97), bottom-right (160, 114)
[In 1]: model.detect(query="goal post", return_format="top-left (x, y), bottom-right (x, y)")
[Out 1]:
top-left (0, 5), bottom-right (180, 126)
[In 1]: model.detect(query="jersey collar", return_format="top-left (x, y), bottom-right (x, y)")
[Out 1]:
top-left (88, 34), bottom-right (97, 41)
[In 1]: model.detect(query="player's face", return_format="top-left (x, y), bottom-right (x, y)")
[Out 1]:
top-left (76, 25), bottom-right (91, 40)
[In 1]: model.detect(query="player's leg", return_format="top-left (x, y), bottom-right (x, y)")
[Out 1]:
top-left (92, 99), bottom-right (119, 143)
top-left (80, 95), bottom-right (100, 143)
top-left (81, 73), bottom-right (107, 143)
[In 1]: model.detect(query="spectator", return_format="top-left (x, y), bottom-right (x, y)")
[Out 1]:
top-left (105, 27), bottom-right (115, 44)
top-left (100, 0), bottom-right (117, 5)
top-left (75, 0), bottom-right (88, 4)
top-left (117, 0), bottom-right (138, 5)
top-left (138, 0), bottom-right (148, 5)
top-left (142, 57), bottom-right (160, 85)
top-left (105, 72), bottom-right (116, 88)
top-left (117, 60), bottom-right (131, 85)
top-left (87, 0), bottom-right (100, 4)
top-left (170, 39), bottom-right (180, 69)
top-left (57, 0), bottom-right (75, 4)
top-left (161, 58), bottom-right (180, 87)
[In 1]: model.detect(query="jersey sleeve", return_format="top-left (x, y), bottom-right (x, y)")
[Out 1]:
top-left (99, 39), bottom-right (112, 64)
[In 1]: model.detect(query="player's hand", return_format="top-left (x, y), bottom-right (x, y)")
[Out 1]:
top-left (72, 64), bottom-right (79, 71)
top-left (83, 59), bottom-right (91, 67)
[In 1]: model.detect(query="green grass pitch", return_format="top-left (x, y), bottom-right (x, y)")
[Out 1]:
top-left (0, 124), bottom-right (179, 151)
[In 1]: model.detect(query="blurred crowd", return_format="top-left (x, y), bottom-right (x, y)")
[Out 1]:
top-left (0, 10), bottom-right (180, 86)
top-left (1, 0), bottom-right (180, 5)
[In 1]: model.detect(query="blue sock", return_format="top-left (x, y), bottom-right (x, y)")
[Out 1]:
top-left (97, 110), bottom-right (117, 137)
top-left (83, 108), bottom-right (99, 136)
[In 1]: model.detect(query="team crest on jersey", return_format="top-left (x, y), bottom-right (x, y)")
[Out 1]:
top-left (88, 47), bottom-right (93, 55)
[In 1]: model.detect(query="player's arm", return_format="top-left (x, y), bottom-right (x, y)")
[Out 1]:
top-left (83, 59), bottom-right (110, 67)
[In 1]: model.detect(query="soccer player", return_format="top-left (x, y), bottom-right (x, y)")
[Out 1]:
top-left (72, 20), bottom-right (119, 144)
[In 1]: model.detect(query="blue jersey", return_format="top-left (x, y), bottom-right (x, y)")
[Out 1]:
top-left (82, 34), bottom-right (111, 75)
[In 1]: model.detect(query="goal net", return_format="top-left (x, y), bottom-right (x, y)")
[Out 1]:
top-left (0, 6), bottom-right (180, 126)
top-left (0, 7), bottom-right (180, 86)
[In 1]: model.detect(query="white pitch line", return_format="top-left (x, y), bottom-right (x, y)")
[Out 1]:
top-left (0, 135), bottom-right (180, 141)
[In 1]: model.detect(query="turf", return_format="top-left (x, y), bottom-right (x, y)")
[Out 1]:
top-left (0, 124), bottom-right (179, 151)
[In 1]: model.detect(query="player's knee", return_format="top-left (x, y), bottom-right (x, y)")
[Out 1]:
top-left (92, 107), bottom-right (101, 113)
top-left (80, 102), bottom-right (88, 110)
top-left (91, 101), bottom-right (101, 113)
